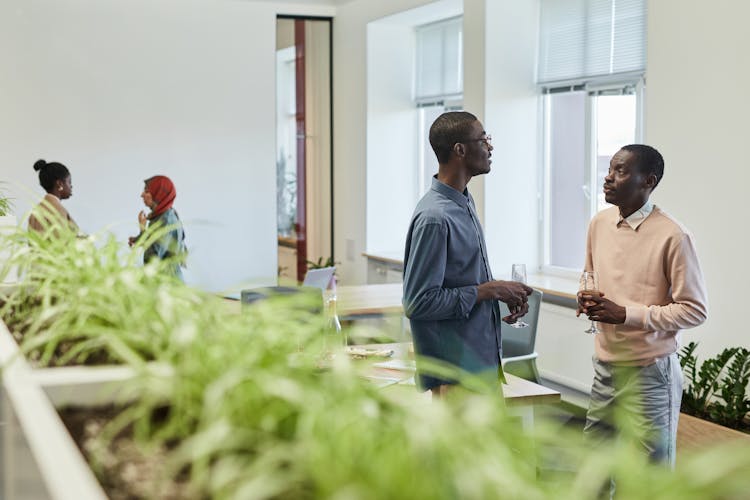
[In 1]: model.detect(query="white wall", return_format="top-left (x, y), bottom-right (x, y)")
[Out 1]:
top-left (0, 0), bottom-right (332, 293)
top-left (332, 0), bottom-right (440, 285)
top-left (645, 0), bottom-right (750, 357)
top-left (365, 0), bottom-right (464, 259)
top-left (461, 0), bottom-right (487, 222)
top-left (365, 22), bottom-right (418, 256)
top-left (481, 0), bottom-right (541, 276)
top-left (340, 0), bottom-right (541, 284)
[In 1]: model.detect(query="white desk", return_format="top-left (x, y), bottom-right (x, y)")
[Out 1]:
top-left (357, 342), bottom-right (560, 429)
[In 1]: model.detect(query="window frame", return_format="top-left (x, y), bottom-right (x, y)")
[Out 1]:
top-left (540, 77), bottom-right (645, 277)
top-left (414, 16), bottom-right (464, 199)
top-left (414, 15), bottom-right (463, 106)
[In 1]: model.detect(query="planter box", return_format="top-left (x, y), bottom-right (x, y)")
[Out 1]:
top-left (678, 412), bottom-right (750, 453)
top-left (1, 316), bottom-right (173, 500)
top-left (1, 319), bottom-right (108, 500)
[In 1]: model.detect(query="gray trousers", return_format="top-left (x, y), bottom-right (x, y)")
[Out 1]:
top-left (584, 353), bottom-right (683, 468)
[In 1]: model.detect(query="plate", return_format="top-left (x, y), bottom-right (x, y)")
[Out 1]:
top-left (345, 346), bottom-right (395, 359)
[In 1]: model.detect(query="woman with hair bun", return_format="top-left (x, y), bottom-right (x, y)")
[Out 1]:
top-left (27, 159), bottom-right (80, 235)
top-left (128, 175), bottom-right (186, 281)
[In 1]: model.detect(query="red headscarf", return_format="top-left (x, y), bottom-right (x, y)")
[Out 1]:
top-left (145, 175), bottom-right (176, 219)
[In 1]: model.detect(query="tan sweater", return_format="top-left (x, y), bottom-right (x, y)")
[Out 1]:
top-left (27, 193), bottom-right (79, 235)
top-left (584, 205), bottom-right (708, 364)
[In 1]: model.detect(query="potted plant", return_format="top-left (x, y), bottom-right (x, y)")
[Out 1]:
top-left (677, 341), bottom-right (750, 450)
top-left (4, 222), bottom-right (750, 499)
top-left (5, 299), bottom-right (750, 499)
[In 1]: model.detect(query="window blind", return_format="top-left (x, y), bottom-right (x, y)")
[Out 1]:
top-left (415, 16), bottom-right (463, 103)
top-left (537, 0), bottom-right (645, 85)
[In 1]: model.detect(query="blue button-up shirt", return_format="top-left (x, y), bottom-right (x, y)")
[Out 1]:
top-left (403, 177), bottom-right (502, 390)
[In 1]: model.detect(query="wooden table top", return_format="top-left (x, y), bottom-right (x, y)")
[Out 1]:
top-left (336, 283), bottom-right (404, 317)
top-left (228, 282), bottom-right (570, 317)
top-left (221, 283), bottom-right (404, 317)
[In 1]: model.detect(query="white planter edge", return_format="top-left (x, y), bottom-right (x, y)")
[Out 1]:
top-left (0, 320), bottom-right (107, 500)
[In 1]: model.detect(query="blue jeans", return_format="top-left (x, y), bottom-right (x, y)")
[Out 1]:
top-left (584, 353), bottom-right (683, 467)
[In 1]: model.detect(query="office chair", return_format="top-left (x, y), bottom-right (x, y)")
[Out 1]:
top-left (500, 288), bottom-right (543, 383)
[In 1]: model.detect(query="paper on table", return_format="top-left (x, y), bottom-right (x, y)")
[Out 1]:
top-left (372, 359), bottom-right (416, 372)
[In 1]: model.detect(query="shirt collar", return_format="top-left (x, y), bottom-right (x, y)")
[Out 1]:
top-left (431, 176), bottom-right (470, 208)
top-left (616, 200), bottom-right (654, 229)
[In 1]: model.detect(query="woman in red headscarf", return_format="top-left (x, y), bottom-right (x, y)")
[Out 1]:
top-left (128, 175), bottom-right (186, 280)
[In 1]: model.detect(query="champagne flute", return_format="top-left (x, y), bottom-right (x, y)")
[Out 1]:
top-left (579, 271), bottom-right (600, 334)
top-left (509, 264), bottom-right (529, 328)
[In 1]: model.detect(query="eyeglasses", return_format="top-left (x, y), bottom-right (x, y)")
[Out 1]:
top-left (463, 135), bottom-right (492, 148)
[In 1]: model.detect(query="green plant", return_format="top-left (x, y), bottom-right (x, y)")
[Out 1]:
top-left (679, 341), bottom-right (750, 430)
top-left (306, 256), bottom-right (337, 270)
top-left (0, 219), bottom-right (194, 366)
top-left (4, 219), bottom-right (750, 499)
top-left (709, 347), bottom-right (750, 429)
top-left (0, 182), bottom-right (13, 216)
top-left (83, 314), bottom-right (750, 500)
top-left (276, 149), bottom-right (297, 236)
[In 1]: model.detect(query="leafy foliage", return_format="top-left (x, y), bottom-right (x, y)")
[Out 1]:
top-left (710, 348), bottom-right (750, 429)
top-left (0, 218), bottom-right (191, 366)
top-left (3, 221), bottom-right (750, 498)
top-left (679, 342), bottom-right (750, 430)
top-left (305, 256), bottom-right (337, 270)
top-left (0, 182), bottom-right (13, 216)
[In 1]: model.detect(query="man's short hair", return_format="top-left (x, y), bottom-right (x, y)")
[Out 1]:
top-left (622, 144), bottom-right (665, 188)
top-left (429, 111), bottom-right (478, 164)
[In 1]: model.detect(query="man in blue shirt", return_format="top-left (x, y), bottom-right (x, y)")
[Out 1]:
top-left (403, 111), bottom-right (532, 396)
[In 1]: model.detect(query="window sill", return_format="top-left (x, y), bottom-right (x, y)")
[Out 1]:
top-left (527, 273), bottom-right (578, 309)
top-left (360, 254), bottom-right (579, 309)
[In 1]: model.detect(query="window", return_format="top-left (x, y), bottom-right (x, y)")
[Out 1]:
top-left (415, 17), bottom-right (463, 196)
top-left (539, 0), bottom-right (645, 272)
top-left (276, 46), bottom-right (297, 238)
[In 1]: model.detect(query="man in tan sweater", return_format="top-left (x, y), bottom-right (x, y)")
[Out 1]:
top-left (578, 144), bottom-right (708, 468)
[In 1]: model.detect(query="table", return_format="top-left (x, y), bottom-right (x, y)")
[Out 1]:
top-left (356, 342), bottom-right (560, 430)
top-left (336, 283), bottom-right (404, 317)
top-left (223, 284), bottom-right (404, 318)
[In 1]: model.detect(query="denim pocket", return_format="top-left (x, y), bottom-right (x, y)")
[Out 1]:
top-left (650, 356), bottom-right (671, 385)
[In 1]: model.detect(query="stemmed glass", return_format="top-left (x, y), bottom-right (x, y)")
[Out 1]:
top-left (509, 264), bottom-right (529, 328)
top-left (579, 271), bottom-right (601, 335)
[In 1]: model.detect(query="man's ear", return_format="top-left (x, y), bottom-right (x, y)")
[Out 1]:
top-left (644, 173), bottom-right (658, 190)
top-left (453, 142), bottom-right (466, 158)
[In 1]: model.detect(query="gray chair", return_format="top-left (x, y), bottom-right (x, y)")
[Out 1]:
top-left (500, 288), bottom-right (543, 383)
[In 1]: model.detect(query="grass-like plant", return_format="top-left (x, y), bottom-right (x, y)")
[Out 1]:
top-left (88, 304), bottom-right (750, 500)
top-left (0, 218), bottom-right (195, 366)
top-left (2, 218), bottom-right (750, 499)
top-left (0, 182), bottom-right (13, 216)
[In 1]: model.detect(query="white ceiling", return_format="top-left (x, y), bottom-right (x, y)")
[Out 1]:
top-left (248, 0), bottom-right (354, 5)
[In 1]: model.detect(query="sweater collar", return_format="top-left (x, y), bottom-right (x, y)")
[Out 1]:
top-left (616, 200), bottom-right (654, 230)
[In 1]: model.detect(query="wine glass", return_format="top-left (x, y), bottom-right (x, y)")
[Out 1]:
top-left (509, 264), bottom-right (529, 328)
top-left (579, 271), bottom-right (600, 335)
